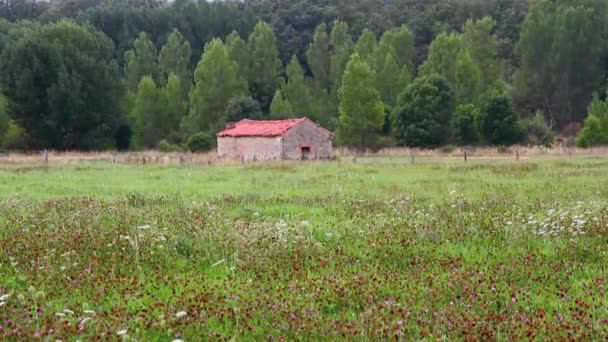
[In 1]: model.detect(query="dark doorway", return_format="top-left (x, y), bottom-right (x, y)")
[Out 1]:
top-left (301, 146), bottom-right (311, 160)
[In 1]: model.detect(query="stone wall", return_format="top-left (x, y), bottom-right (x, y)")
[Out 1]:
top-left (281, 120), bottom-right (333, 160)
top-left (217, 136), bottom-right (283, 161)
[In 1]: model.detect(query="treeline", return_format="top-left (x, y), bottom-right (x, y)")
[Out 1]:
top-left (0, 0), bottom-right (606, 150)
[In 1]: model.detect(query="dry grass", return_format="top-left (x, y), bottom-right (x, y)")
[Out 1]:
top-left (1, 145), bottom-right (608, 165)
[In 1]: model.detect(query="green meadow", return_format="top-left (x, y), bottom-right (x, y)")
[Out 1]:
top-left (1, 158), bottom-right (608, 340)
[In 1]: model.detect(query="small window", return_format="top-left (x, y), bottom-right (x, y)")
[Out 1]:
top-left (301, 146), bottom-right (311, 160)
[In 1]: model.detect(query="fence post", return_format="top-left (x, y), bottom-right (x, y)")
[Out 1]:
top-left (464, 148), bottom-right (468, 163)
top-left (515, 146), bottom-right (520, 161)
top-left (43, 150), bottom-right (48, 164)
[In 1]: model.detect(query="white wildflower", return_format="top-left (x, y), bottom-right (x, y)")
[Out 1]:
top-left (55, 312), bottom-right (66, 317)
top-left (175, 311), bottom-right (187, 319)
top-left (63, 309), bottom-right (74, 315)
top-left (83, 310), bottom-right (96, 315)
top-left (79, 317), bottom-right (92, 326)
top-left (0, 294), bottom-right (9, 301)
top-left (117, 330), bottom-right (128, 336)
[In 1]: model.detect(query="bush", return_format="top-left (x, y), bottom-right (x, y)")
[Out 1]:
top-left (2, 121), bottom-right (28, 150)
top-left (479, 91), bottom-right (520, 146)
top-left (158, 139), bottom-right (184, 152)
top-left (451, 104), bottom-right (480, 146)
top-left (576, 115), bottom-right (607, 148)
top-left (519, 111), bottom-right (554, 147)
top-left (186, 132), bottom-right (213, 152)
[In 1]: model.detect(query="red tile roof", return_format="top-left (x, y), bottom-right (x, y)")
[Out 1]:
top-left (217, 118), bottom-right (333, 138)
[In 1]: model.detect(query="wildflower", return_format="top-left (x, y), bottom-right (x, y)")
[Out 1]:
top-left (0, 294), bottom-right (9, 301)
top-left (63, 309), bottom-right (74, 315)
top-left (176, 311), bottom-right (187, 319)
top-left (55, 312), bottom-right (66, 317)
top-left (137, 225), bottom-right (150, 230)
top-left (117, 329), bottom-right (128, 336)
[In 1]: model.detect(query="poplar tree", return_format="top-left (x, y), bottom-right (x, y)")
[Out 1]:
top-left (270, 89), bottom-right (294, 119)
top-left (124, 32), bottom-right (159, 92)
top-left (337, 53), bottom-right (384, 148)
top-left (184, 39), bottom-right (246, 134)
top-left (247, 21), bottom-right (282, 112)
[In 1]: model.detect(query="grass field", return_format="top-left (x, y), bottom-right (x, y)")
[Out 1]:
top-left (1, 157), bottom-right (608, 340)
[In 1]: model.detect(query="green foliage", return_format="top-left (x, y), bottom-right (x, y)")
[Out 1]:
top-left (158, 29), bottom-right (191, 94)
top-left (514, 0), bottom-right (607, 126)
top-left (354, 29), bottom-right (376, 65)
top-left (185, 38), bottom-right (246, 135)
top-left (420, 32), bottom-right (483, 106)
top-left (452, 104), bottom-right (480, 146)
top-left (283, 55), bottom-right (312, 118)
top-left (114, 124), bottom-right (132, 151)
top-left (186, 132), bottom-right (213, 152)
top-left (124, 32), bottom-right (159, 92)
top-left (479, 91), bottom-right (520, 146)
top-left (306, 23), bottom-right (331, 92)
top-left (246, 21), bottom-right (283, 112)
top-left (576, 115), bottom-right (607, 148)
top-left (0, 93), bottom-right (8, 140)
top-left (226, 31), bottom-right (249, 82)
top-left (224, 96), bottom-right (262, 122)
top-left (392, 74), bottom-right (454, 147)
top-left (462, 17), bottom-right (502, 90)
top-left (519, 111), bottom-right (555, 147)
top-left (158, 139), bottom-right (183, 153)
top-left (1, 120), bottom-right (27, 149)
top-left (329, 21), bottom-right (354, 97)
top-left (161, 73), bottom-right (188, 139)
top-left (1, 20), bottom-right (122, 149)
top-left (131, 76), bottom-right (162, 148)
top-left (269, 89), bottom-right (294, 119)
top-left (337, 53), bottom-right (384, 148)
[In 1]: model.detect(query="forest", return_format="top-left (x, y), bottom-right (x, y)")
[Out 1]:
top-left (0, 0), bottom-right (607, 151)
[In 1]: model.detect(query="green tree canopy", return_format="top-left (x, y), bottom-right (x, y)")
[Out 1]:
top-left (283, 55), bottom-right (312, 118)
top-left (1, 21), bottom-right (122, 149)
top-left (462, 17), bottom-right (502, 90)
top-left (452, 104), bottom-right (480, 146)
top-left (306, 23), bottom-right (331, 92)
top-left (392, 74), bottom-right (454, 147)
top-left (479, 91), bottom-right (520, 145)
top-left (337, 53), bottom-right (384, 148)
top-left (124, 32), bottom-right (159, 92)
top-left (269, 89), bottom-right (294, 119)
top-left (247, 21), bottom-right (283, 112)
top-left (514, 0), bottom-right (607, 127)
top-left (131, 76), bottom-right (162, 148)
top-left (185, 38), bottom-right (246, 134)
top-left (224, 96), bottom-right (262, 122)
top-left (158, 29), bottom-right (191, 88)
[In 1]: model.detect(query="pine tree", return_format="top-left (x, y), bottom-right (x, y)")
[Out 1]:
top-left (337, 53), bottom-right (384, 148)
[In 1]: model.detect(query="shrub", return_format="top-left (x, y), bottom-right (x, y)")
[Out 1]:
top-left (576, 115), bottom-right (607, 148)
top-left (451, 104), bottom-right (480, 146)
top-left (186, 132), bottom-right (213, 152)
top-left (519, 111), bottom-right (554, 147)
top-left (158, 139), bottom-right (183, 152)
top-left (2, 121), bottom-right (28, 150)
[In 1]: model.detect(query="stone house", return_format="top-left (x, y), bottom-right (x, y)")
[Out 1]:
top-left (217, 118), bottom-right (334, 161)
